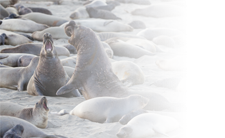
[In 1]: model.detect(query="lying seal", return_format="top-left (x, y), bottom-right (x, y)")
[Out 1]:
top-left (63, 44), bottom-right (77, 54)
top-left (32, 27), bottom-right (69, 41)
top-left (14, 4), bottom-right (32, 15)
top-left (177, 77), bottom-right (186, 92)
top-left (0, 97), bottom-right (49, 128)
top-left (0, 0), bottom-right (18, 8)
top-left (3, 124), bottom-right (24, 138)
top-left (0, 19), bottom-right (48, 33)
top-left (28, 7), bottom-right (52, 15)
top-left (5, 7), bottom-right (18, 16)
top-left (0, 57), bottom-right (39, 90)
top-left (155, 53), bottom-right (187, 71)
top-left (132, 3), bottom-right (184, 17)
top-left (0, 33), bottom-right (7, 45)
top-left (17, 55), bottom-right (36, 67)
top-left (119, 109), bottom-right (148, 125)
top-left (129, 20), bottom-right (146, 29)
top-left (0, 5), bottom-right (9, 19)
top-left (86, 7), bottom-right (121, 20)
top-left (61, 56), bottom-right (76, 68)
top-left (1, 43), bottom-right (70, 57)
top-left (70, 95), bottom-right (149, 123)
top-left (27, 33), bottom-right (80, 97)
top-left (96, 1), bottom-right (120, 11)
top-left (112, 61), bottom-right (144, 87)
top-left (137, 28), bottom-right (183, 40)
top-left (3, 13), bottom-right (20, 20)
top-left (70, 7), bottom-right (90, 19)
top-left (117, 113), bottom-right (179, 138)
top-left (63, 66), bottom-right (74, 78)
top-left (153, 35), bottom-right (176, 48)
top-left (0, 116), bottom-right (64, 138)
top-left (0, 53), bottom-right (36, 67)
top-left (22, 13), bottom-right (68, 26)
top-left (115, 0), bottom-right (151, 5)
top-left (56, 21), bottom-right (180, 111)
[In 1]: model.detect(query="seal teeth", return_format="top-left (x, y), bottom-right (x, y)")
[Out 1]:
top-left (45, 40), bottom-right (52, 52)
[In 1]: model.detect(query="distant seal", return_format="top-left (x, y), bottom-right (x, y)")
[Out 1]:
top-left (0, 116), bottom-right (64, 138)
top-left (14, 4), bottom-right (32, 15)
top-left (85, 0), bottom-right (107, 8)
top-left (0, 33), bottom-right (7, 45)
top-left (3, 124), bottom-right (24, 138)
top-left (153, 35), bottom-right (176, 48)
top-left (155, 56), bottom-right (186, 71)
top-left (61, 56), bottom-right (76, 68)
top-left (171, 35), bottom-right (186, 46)
top-left (0, 57), bottom-right (39, 90)
top-left (17, 55), bottom-right (36, 67)
top-left (176, 77), bottom-right (186, 92)
top-left (112, 61), bottom-right (144, 87)
top-left (131, 4), bottom-right (184, 17)
top-left (86, 7), bottom-right (121, 20)
top-left (32, 27), bottom-right (69, 41)
top-left (117, 113), bottom-right (179, 138)
top-left (57, 21), bottom-right (181, 111)
top-left (0, 97), bottom-right (49, 128)
top-left (70, 95), bottom-right (149, 123)
top-left (96, 1), bottom-right (120, 11)
top-left (63, 66), bottom-right (74, 78)
top-left (119, 109), bottom-right (148, 125)
top-left (22, 13), bottom-right (68, 26)
top-left (106, 38), bottom-right (154, 58)
top-left (27, 33), bottom-right (80, 97)
top-left (28, 7), bottom-right (52, 15)
top-left (115, 0), bottom-right (151, 5)
top-left (5, 7), bottom-right (18, 16)
top-left (129, 20), bottom-right (146, 29)
top-left (70, 7), bottom-right (90, 19)
top-left (137, 28), bottom-right (183, 40)
top-left (97, 32), bottom-right (141, 41)
top-left (1, 43), bottom-right (70, 57)
top-left (3, 13), bottom-right (20, 20)
top-left (63, 44), bottom-right (77, 54)
top-left (0, 19), bottom-right (48, 33)
top-left (0, 5), bottom-right (9, 19)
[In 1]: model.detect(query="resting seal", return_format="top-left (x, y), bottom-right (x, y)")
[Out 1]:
top-left (27, 33), bottom-right (80, 97)
top-left (14, 4), bottom-right (32, 15)
top-left (0, 5), bottom-right (9, 19)
top-left (0, 33), bottom-right (7, 45)
top-left (0, 97), bottom-right (49, 128)
top-left (86, 7), bottom-right (121, 20)
top-left (57, 21), bottom-right (181, 111)
top-left (70, 95), bottom-right (149, 123)
top-left (28, 7), bottom-right (52, 15)
top-left (3, 124), bottom-right (24, 138)
top-left (70, 7), bottom-right (90, 19)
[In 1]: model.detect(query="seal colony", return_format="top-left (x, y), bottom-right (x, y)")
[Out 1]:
top-left (0, 0), bottom-right (186, 138)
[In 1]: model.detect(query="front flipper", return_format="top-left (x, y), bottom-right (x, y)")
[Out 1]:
top-left (34, 76), bottom-right (45, 96)
top-left (152, 127), bottom-right (170, 137)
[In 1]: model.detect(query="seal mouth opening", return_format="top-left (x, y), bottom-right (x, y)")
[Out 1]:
top-left (41, 97), bottom-right (49, 111)
top-left (44, 39), bottom-right (53, 53)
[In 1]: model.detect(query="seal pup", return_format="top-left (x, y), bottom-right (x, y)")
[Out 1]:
top-left (0, 33), bottom-right (7, 45)
top-left (3, 124), bottom-right (24, 138)
top-left (137, 28), bottom-right (183, 40)
top-left (131, 3), bottom-right (184, 17)
top-left (57, 21), bottom-right (180, 111)
top-left (0, 5), bottom-right (9, 19)
top-left (0, 19), bottom-right (48, 33)
top-left (28, 7), bottom-right (52, 15)
top-left (119, 109), bottom-right (148, 125)
top-left (112, 61), bottom-right (144, 87)
top-left (0, 57), bottom-right (39, 90)
top-left (27, 33), bottom-right (80, 97)
top-left (70, 95), bottom-right (149, 123)
top-left (0, 97), bottom-right (49, 128)
top-left (0, 116), bottom-right (64, 138)
top-left (117, 113), bottom-right (179, 138)
top-left (155, 56), bottom-right (186, 71)
top-left (86, 7), bottom-right (121, 20)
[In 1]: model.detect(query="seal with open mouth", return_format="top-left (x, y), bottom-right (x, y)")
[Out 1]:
top-left (27, 32), bottom-right (80, 97)
top-left (0, 97), bottom-right (49, 128)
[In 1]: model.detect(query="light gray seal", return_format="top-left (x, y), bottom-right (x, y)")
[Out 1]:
top-left (17, 55), bottom-right (36, 67)
top-left (86, 7), bottom-right (121, 20)
top-left (3, 124), bottom-right (24, 138)
top-left (0, 5), bottom-right (9, 19)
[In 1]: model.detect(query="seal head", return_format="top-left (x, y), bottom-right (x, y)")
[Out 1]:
top-left (3, 124), bottom-right (24, 138)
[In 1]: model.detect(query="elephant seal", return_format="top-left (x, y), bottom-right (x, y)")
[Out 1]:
top-left (0, 19), bottom-right (48, 33)
top-left (0, 116), bottom-right (64, 138)
top-left (0, 33), bottom-right (7, 45)
top-left (137, 28), bottom-right (183, 40)
top-left (70, 7), bottom-right (90, 19)
top-left (32, 27), bottom-right (69, 41)
top-left (153, 35), bottom-right (176, 48)
top-left (5, 7), bottom-right (18, 16)
top-left (106, 38), bottom-right (154, 58)
top-left (0, 29), bottom-right (32, 46)
top-left (61, 56), bottom-right (76, 68)
top-left (14, 4), bottom-right (32, 15)
top-left (3, 124), bottom-right (24, 138)
top-left (0, 57), bottom-right (39, 90)
top-left (155, 53), bottom-right (187, 71)
top-left (171, 35), bottom-right (186, 46)
top-left (1, 43), bottom-right (70, 57)
top-left (96, 1), bottom-right (120, 11)
top-left (177, 77), bottom-right (186, 92)
top-left (22, 13), bottom-right (68, 26)
top-left (115, 0), bottom-right (151, 5)
top-left (119, 109), bottom-right (148, 125)
top-left (17, 55), bottom-right (36, 67)
top-left (63, 44), bottom-right (77, 54)
top-left (129, 20), bottom-right (146, 29)
top-left (63, 66), bottom-right (74, 78)
top-left (61, 19), bottom-right (133, 32)
top-left (0, 53), bottom-right (36, 67)
top-left (0, 97), bottom-right (49, 128)
top-left (117, 113), bottom-right (179, 138)
top-left (3, 13), bottom-right (20, 20)
top-left (28, 7), bottom-right (52, 15)
top-left (70, 95), bottom-right (149, 123)
top-left (86, 7), bottom-right (121, 20)
top-left (112, 61), bottom-right (144, 87)
top-left (132, 4), bottom-right (184, 17)
top-left (0, 0), bottom-right (18, 8)
top-left (27, 33), bottom-right (80, 97)
top-left (0, 5), bottom-right (9, 19)
top-left (57, 21), bottom-right (182, 111)
top-left (85, 0), bottom-right (107, 8)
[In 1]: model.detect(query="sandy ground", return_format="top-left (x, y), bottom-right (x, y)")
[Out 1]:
top-left (0, 0), bottom-right (186, 138)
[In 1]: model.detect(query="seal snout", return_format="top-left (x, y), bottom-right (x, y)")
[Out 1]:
top-left (43, 33), bottom-right (53, 53)
top-left (41, 97), bottom-right (49, 111)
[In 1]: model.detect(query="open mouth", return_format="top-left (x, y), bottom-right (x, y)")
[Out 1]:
top-left (42, 97), bottom-right (49, 111)
top-left (45, 39), bottom-right (53, 53)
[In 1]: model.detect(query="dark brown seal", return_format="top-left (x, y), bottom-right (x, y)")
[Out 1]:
top-left (56, 21), bottom-right (183, 112)
top-left (27, 33), bottom-right (80, 97)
